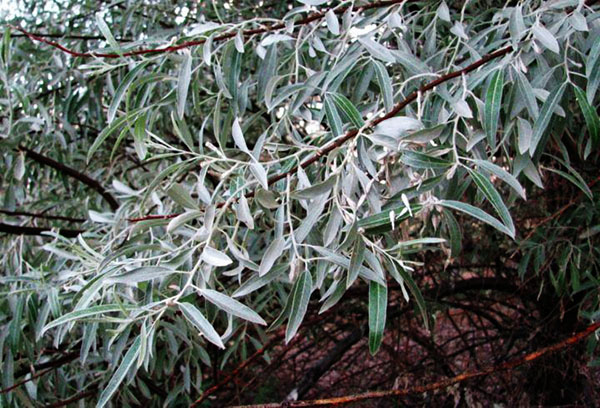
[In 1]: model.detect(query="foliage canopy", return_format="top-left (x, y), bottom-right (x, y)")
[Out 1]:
top-left (1, 0), bottom-right (600, 406)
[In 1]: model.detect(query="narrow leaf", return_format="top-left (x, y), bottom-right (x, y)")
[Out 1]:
top-left (179, 302), bottom-right (224, 348)
top-left (285, 270), bottom-right (313, 343)
top-left (368, 281), bottom-right (387, 355)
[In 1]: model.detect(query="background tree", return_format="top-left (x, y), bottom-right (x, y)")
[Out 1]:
top-left (1, 0), bottom-right (599, 406)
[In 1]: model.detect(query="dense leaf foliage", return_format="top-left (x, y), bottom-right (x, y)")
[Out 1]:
top-left (1, 0), bottom-right (599, 406)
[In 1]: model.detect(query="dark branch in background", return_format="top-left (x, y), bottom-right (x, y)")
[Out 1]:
top-left (10, 0), bottom-right (413, 58)
top-left (129, 45), bottom-right (513, 222)
top-left (0, 209), bottom-right (85, 223)
top-left (0, 222), bottom-right (83, 238)
top-left (230, 321), bottom-right (600, 408)
top-left (19, 146), bottom-right (119, 211)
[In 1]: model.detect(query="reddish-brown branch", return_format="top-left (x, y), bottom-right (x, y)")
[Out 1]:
top-left (10, 1), bottom-right (410, 59)
top-left (19, 146), bottom-right (119, 211)
top-left (129, 45), bottom-right (512, 222)
top-left (229, 321), bottom-right (600, 407)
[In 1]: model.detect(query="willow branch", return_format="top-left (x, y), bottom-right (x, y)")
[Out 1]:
top-left (230, 321), bottom-right (600, 408)
top-left (0, 209), bottom-right (85, 223)
top-left (0, 223), bottom-right (83, 238)
top-left (129, 45), bottom-right (512, 222)
top-left (19, 146), bottom-right (119, 211)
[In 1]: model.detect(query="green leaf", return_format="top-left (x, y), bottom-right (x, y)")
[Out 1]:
top-left (467, 168), bottom-right (515, 237)
top-left (400, 151), bottom-right (453, 169)
top-left (544, 167), bottom-right (593, 201)
top-left (43, 304), bottom-right (138, 334)
top-left (330, 93), bottom-right (365, 129)
top-left (177, 50), bottom-right (192, 118)
top-left (358, 204), bottom-right (423, 234)
top-left (438, 200), bottom-right (515, 238)
top-left (107, 266), bottom-right (175, 284)
top-left (259, 237), bottom-right (286, 277)
top-left (87, 108), bottom-right (145, 162)
top-left (529, 82), bottom-right (566, 156)
top-left (372, 60), bottom-right (394, 113)
top-left (347, 236), bottom-right (366, 289)
top-left (324, 95), bottom-right (343, 137)
top-left (166, 183), bottom-right (198, 210)
top-left (199, 289), bottom-right (267, 325)
top-left (201, 246), bottom-right (233, 267)
top-left (95, 13), bottom-right (123, 56)
top-left (573, 85), bottom-right (599, 147)
top-left (368, 281), bottom-right (387, 355)
top-left (179, 302), bottom-right (224, 349)
top-left (293, 176), bottom-right (336, 199)
top-left (515, 70), bottom-right (539, 119)
top-left (471, 159), bottom-right (526, 200)
top-left (484, 69), bottom-right (504, 150)
top-left (96, 336), bottom-right (141, 408)
top-left (388, 258), bottom-right (429, 329)
top-left (108, 61), bottom-right (149, 124)
top-left (443, 210), bottom-right (462, 257)
top-left (285, 270), bottom-right (313, 343)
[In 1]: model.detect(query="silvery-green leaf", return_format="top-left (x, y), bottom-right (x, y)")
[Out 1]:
top-left (187, 22), bottom-right (220, 36)
top-left (203, 35), bottom-right (213, 66)
top-left (250, 162), bottom-right (269, 190)
top-left (234, 31), bottom-right (245, 53)
top-left (108, 61), bottom-right (149, 123)
top-left (167, 183), bottom-right (198, 210)
top-left (484, 69), bottom-right (504, 150)
top-left (569, 12), bottom-right (588, 31)
top-left (573, 85), bottom-right (599, 147)
top-left (43, 304), bottom-right (138, 334)
top-left (529, 82), bottom-right (566, 155)
top-left (533, 23), bottom-right (559, 54)
top-left (372, 60), bottom-right (394, 113)
top-left (368, 281), bottom-right (387, 355)
top-left (509, 5), bottom-right (525, 44)
top-left (259, 237), bottom-right (286, 276)
top-left (438, 200), bottom-right (515, 238)
top-left (373, 116), bottom-right (422, 139)
top-left (107, 266), bottom-right (175, 284)
top-left (299, 0), bottom-right (328, 4)
top-left (112, 179), bottom-right (139, 196)
top-left (453, 99), bottom-right (473, 118)
top-left (515, 70), bottom-right (539, 119)
top-left (201, 246), bottom-right (233, 267)
top-left (260, 34), bottom-right (294, 47)
top-left (14, 152), bottom-right (24, 180)
top-left (177, 50), bottom-right (192, 119)
top-left (517, 117), bottom-right (532, 154)
top-left (179, 302), bottom-right (224, 349)
top-left (95, 13), bottom-right (122, 55)
top-left (467, 169), bottom-right (515, 237)
top-left (285, 270), bottom-right (313, 343)
top-left (472, 159), bottom-right (526, 200)
top-left (450, 22), bottom-right (468, 40)
top-left (347, 236), bottom-right (365, 289)
top-left (232, 117), bottom-right (249, 153)
top-left (255, 189), bottom-right (279, 209)
top-left (199, 289), bottom-right (266, 325)
top-left (167, 210), bottom-right (203, 233)
top-left (324, 94), bottom-right (343, 137)
top-left (357, 36), bottom-right (395, 63)
top-left (293, 176), bottom-right (336, 199)
top-left (96, 336), bottom-right (141, 408)
top-left (236, 195), bottom-right (254, 230)
top-left (437, 1), bottom-right (451, 22)
top-left (330, 93), bottom-right (365, 128)
top-left (326, 10), bottom-right (340, 35)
